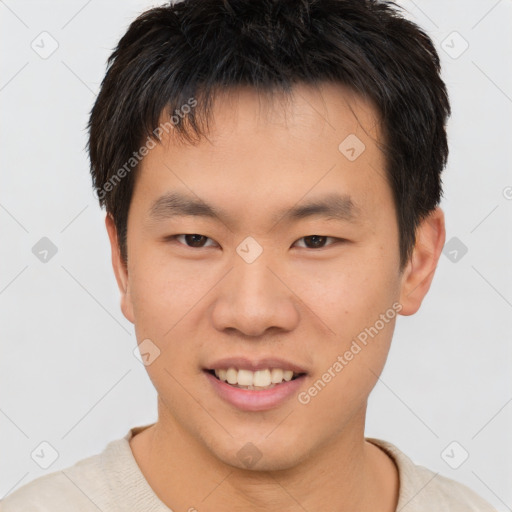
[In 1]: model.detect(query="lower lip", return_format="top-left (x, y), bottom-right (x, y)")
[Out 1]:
top-left (204, 371), bottom-right (307, 412)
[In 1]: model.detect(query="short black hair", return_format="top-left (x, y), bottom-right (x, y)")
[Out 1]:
top-left (88, 0), bottom-right (450, 270)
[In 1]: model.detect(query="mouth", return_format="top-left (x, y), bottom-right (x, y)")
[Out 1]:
top-left (202, 357), bottom-right (309, 410)
top-left (204, 367), bottom-right (307, 391)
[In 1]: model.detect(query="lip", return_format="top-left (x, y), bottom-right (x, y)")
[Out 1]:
top-left (204, 356), bottom-right (308, 374)
top-left (204, 370), bottom-right (307, 412)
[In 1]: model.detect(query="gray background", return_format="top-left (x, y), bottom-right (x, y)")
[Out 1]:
top-left (1, 0), bottom-right (511, 509)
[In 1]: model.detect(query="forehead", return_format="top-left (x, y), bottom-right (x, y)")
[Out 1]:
top-left (184, 82), bottom-right (383, 148)
top-left (133, 82), bottom-right (390, 230)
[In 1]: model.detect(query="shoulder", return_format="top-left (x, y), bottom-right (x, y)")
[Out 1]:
top-left (0, 439), bottom-right (122, 512)
top-left (367, 438), bottom-right (497, 512)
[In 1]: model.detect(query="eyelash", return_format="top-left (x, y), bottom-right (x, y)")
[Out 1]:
top-left (167, 234), bottom-right (344, 250)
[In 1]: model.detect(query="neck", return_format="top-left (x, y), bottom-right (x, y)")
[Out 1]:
top-left (130, 401), bottom-right (398, 512)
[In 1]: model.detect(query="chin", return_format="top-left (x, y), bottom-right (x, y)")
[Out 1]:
top-left (206, 433), bottom-right (308, 473)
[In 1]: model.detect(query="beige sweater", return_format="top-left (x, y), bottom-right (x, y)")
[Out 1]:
top-left (1, 425), bottom-right (497, 511)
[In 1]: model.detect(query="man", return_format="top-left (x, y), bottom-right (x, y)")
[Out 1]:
top-left (1, 0), bottom-right (497, 510)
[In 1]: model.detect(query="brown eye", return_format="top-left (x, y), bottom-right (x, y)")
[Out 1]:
top-left (174, 234), bottom-right (216, 248)
top-left (185, 234), bottom-right (206, 247)
top-left (295, 235), bottom-right (339, 249)
top-left (303, 235), bottom-right (327, 248)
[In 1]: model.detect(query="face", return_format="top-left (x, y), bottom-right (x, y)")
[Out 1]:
top-left (107, 82), bottom-right (444, 471)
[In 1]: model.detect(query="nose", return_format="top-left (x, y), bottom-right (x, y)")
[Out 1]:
top-left (211, 251), bottom-right (300, 338)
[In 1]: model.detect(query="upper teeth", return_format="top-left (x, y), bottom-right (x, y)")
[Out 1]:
top-left (214, 368), bottom-right (296, 387)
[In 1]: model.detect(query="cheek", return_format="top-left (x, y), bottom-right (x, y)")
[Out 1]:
top-left (128, 261), bottom-right (202, 392)
top-left (295, 301), bottom-right (398, 434)
top-left (128, 250), bottom-right (217, 388)
top-left (128, 248), bottom-right (208, 338)
top-left (286, 251), bottom-right (400, 410)
top-left (287, 253), bottom-right (400, 337)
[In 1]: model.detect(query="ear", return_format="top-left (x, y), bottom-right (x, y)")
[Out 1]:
top-left (105, 214), bottom-right (135, 324)
top-left (398, 207), bottom-right (446, 316)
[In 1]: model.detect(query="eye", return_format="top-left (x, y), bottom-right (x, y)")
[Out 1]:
top-left (293, 235), bottom-right (341, 249)
top-left (167, 234), bottom-right (343, 250)
top-left (171, 234), bottom-right (217, 248)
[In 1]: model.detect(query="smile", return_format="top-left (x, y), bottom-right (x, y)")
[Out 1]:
top-left (204, 368), bottom-right (308, 412)
top-left (207, 367), bottom-right (305, 390)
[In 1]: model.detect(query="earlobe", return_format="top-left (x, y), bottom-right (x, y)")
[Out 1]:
top-left (105, 214), bottom-right (135, 324)
top-left (398, 207), bottom-right (446, 316)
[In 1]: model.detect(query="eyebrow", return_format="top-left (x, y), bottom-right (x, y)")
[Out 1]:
top-left (148, 191), bottom-right (360, 228)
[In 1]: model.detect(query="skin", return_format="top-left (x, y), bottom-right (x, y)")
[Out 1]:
top-left (106, 82), bottom-right (445, 511)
